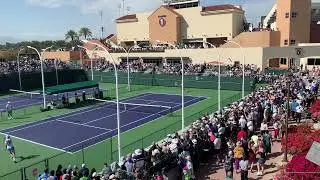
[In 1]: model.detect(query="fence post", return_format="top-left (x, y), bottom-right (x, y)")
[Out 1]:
top-left (23, 168), bottom-right (27, 180)
top-left (141, 137), bottom-right (144, 149)
top-left (82, 146), bottom-right (85, 164)
top-left (110, 137), bottom-right (113, 162)
top-left (45, 159), bottom-right (49, 169)
top-left (20, 168), bottom-right (24, 180)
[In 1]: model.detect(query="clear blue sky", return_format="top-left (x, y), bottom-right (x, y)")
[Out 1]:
top-left (0, 0), bottom-right (276, 43)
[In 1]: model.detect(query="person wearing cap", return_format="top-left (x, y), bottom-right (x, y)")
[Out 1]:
top-left (6, 101), bottom-right (13, 120)
top-left (4, 135), bottom-right (16, 163)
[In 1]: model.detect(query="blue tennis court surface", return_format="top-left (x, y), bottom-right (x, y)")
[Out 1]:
top-left (1, 93), bottom-right (206, 153)
top-left (0, 88), bottom-right (98, 112)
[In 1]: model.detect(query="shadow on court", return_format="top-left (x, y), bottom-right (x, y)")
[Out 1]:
top-left (16, 155), bottom-right (40, 163)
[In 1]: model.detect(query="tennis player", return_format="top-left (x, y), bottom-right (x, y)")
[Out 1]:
top-left (4, 135), bottom-right (16, 163)
top-left (6, 101), bottom-right (13, 120)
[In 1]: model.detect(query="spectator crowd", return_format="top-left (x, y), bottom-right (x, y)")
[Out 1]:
top-left (0, 59), bottom-right (71, 75)
top-left (35, 70), bottom-right (319, 179)
top-left (83, 60), bottom-right (267, 77)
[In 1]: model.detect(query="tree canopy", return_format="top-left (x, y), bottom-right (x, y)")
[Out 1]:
top-left (79, 27), bottom-right (93, 40)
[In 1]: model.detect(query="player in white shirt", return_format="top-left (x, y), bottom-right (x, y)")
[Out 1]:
top-left (4, 135), bottom-right (16, 163)
top-left (5, 101), bottom-right (13, 120)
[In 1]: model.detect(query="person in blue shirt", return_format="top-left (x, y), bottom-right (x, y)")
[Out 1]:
top-left (38, 168), bottom-right (49, 180)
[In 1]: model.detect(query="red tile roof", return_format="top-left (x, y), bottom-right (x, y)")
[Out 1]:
top-left (116, 14), bottom-right (137, 21)
top-left (202, 4), bottom-right (243, 12)
top-left (162, 6), bottom-right (182, 17)
top-left (83, 40), bottom-right (110, 51)
top-left (148, 5), bottom-right (182, 20)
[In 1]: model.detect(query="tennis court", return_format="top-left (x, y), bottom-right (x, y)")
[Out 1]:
top-left (1, 92), bottom-right (205, 153)
top-left (0, 88), bottom-right (99, 113)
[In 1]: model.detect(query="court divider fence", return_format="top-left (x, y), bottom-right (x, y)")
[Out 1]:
top-left (0, 69), bottom-right (88, 93)
top-left (89, 71), bottom-right (256, 92)
top-left (0, 91), bottom-right (243, 180)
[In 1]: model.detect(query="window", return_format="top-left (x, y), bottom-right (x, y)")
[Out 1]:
top-left (292, 12), bottom-right (297, 18)
top-left (284, 40), bottom-right (288, 45)
top-left (290, 40), bottom-right (296, 45)
top-left (285, 12), bottom-right (290, 18)
top-left (307, 58), bottom-right (320, 65)
top-left (280, 58), bottom-right (287, 65)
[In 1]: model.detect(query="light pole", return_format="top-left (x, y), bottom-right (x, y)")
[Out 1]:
top-left (54, 59), bottom-right (59, 85)
top-left (17, 48), bottom-right (24, 90)
top-left (224, 40), bottom-right (245, 98)
top-left (81, 40), bottom-right (121, 162)
top-left (203, 42), bottom-right (222, 111)
top-left (116, 44), bottom-right (142, 91)
top-left (156, 40), bottom-right (185, 130)
top-left (77, 45), bottom-right (98, 81)
top-left (27, 46), bottom-right (53, 108)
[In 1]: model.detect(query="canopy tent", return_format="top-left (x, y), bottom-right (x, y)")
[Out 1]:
top-left (45, 81), bottom-right (99, 95)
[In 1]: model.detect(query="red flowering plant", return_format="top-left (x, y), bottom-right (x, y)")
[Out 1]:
top-left (275, 154), bottom-right (320, 180)
top-left (309, 100), bottom-right (320, 121)
top-left (281, 124), bottom-right (320, 155)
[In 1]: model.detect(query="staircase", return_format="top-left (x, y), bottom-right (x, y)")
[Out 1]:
top-left (263, 3), bottom-right (277, 28)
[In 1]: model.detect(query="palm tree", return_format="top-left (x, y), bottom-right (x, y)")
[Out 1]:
top-left (65, 30), bottom-right (78, 42)
top-left (79, 27), bottom-right (92, 40)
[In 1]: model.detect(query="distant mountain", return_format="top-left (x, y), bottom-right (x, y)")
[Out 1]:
top-left (0, 36), bottom-right (20, 45)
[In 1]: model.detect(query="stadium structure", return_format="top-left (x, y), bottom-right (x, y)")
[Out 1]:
top-left (44, 0), bottom-right (320, 70)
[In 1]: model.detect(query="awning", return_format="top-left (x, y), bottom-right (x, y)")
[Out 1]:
top-left (45, 81), bottom-right (98, 95)
top-left (166, 57), bottom-right (190, 60)
top-left (208, 61), bottom-right (225, 64)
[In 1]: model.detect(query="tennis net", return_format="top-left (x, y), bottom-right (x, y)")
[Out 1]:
top-left (9, 89), bottom-right (42, 100)
top-left (90, 98), bottom-right (173, 115)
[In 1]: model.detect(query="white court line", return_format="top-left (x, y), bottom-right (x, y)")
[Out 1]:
top-left (145, 92), bottom-right (207, 99)
top-left (0, 98), bottom-right (34, 106)
top-left (55, 120), bottom-right (112, 131)
top-left (0, 132), bottom-right (70, 154)
top-left (72, 96), bottom-right (204, 153)
top-left (132, 98), bottom-right (181, 105)
top-left (119, 96), bottom-right (204, 129)
top-left (83, 100), bottom-right (156, 125)
top-left (61, 130), bottom-right (113, 150)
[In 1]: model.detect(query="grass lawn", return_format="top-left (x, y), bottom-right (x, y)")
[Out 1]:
top-left (0, 83), bottom-right (243, 180)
